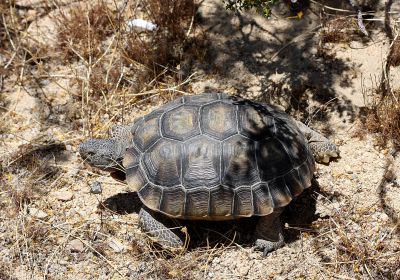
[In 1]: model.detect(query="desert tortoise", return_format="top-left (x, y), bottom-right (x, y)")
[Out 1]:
top-left (79, 93), bottom-right (339, 254)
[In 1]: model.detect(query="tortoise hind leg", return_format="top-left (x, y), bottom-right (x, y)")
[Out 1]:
top-left (139, 208), bottom-right (184, 249)
top-left (254, 209), bottom-right (285, 256)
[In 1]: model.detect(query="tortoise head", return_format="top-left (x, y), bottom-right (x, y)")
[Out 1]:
top-left (79, 125), bottom-right (132, 171)
top-left (79, 138), bottom-right (125, 171)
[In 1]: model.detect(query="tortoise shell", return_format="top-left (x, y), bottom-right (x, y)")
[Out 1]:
top-left (123, 93), bottom-right (315, 220)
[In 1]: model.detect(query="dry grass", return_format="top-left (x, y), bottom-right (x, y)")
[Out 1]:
top-left (0, 142), bottom-right (66, 213)
top-left (0, 142), bottom-right (66, 278)
top-left (57, 2), bottom-right (117, 62)
top-left (314, 202), bottom-right (399, 279)
top-left (51, 0), bottom-right (197, 137)
top-left (1, 0), bottom-right (399, 279)
top-left (318, 4), bottom-right (375, 47)
top-left (0, 0), bottom-right (17, 49)
top-left (123, 0), bottom-right (195, 68)
top-left (0, 0), bottom-right (19, 83)
top-left (366, 88), bottom-right (400, 148)
top-left (0, 0), bottom-right (200, 278)
top-left (365, 25), bottom-right (400, 148)
top-left (320, 16), bottom-right (358, 44)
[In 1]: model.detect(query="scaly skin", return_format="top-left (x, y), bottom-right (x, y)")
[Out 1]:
top-left (139, 208), bottom-right (184, 249)
top-left (295, 121), bottom-right (340, 163)
top-left (79, 125), bottom-right (131, 171)
top-left (254, 208), bottom-right (285, 256)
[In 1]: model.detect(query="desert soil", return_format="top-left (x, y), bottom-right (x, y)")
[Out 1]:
top-left (1, 0), bottom-right (399, 279)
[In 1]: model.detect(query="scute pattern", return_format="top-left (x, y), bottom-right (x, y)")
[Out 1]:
top-left (143, 139), bottom-right (182, 187)
top-left (238, 105), bottom-right (275, 140)
top-left (283, 169), bottom-right (304, 197)
top-left (138, 184), bottom-right (162, 210)
top-left (126, 165), bottom-right (147, 192)
top-left (222, 135), bottom-right (260, 187)
top-left (127, 93), bottom-right (315, 219)
top-left (209, 187), bottom-right (234, 216)
top-left (256, 138), bottom-right (293, 180)
top-left (234, 187), bottom-right (253, 216)
top-left (160, 187), bottom-right (185, 217)
top-left (252, 184), bottom-right (273, 215)
top-left (183, 92), bottom-right (220, 104)
top-left (185, 189), bottom-right (210, 217)
top-left (268, 178), bottom-right (292, 208)
top-left (201, 101), bottom-right (237, 140)
top-left (161, 105), bottom-right (200, 141)
top-left (123, 147), bottom-right (140, 168)
top-left (134, 114), bottom-right (161, 151)
top-left (182, 137), bottom-right (220, 188)
top-left (273, 118), bottom-right (309, 166)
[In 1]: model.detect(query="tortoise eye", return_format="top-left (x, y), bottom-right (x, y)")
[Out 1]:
top-left (87, 151), bottom-right (96, 157)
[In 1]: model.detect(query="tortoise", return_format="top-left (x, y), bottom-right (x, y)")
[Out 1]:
top-left (79, 93), bottom-right (339, 254)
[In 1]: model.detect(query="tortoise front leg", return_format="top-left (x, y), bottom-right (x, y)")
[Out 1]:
top-left (254, 208), bottom-right (284, 256)
top-left (295, 121), bottom-right (339, 163)
top-left (139, 208), bottom-right (184, 249)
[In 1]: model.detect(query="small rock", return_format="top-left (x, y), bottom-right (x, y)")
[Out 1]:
top-left (29, 207), bottom-right (48, 219)
top-left (237, 264), bottom-right (251, 277)
top-left (108, 239), bottom-right (126, 253)
top-left (67, 167), bottom-right (80, 176)
top-left (67, 239), bottom-right (85, 253)
top-left (127, 19), bottom-right (157, 31)
top-left (90, 181), bottom-right (103, 194)
top-left (54, 190), bottom-right (74, 201)
top-left (212, 257), bottom-right (220, 264)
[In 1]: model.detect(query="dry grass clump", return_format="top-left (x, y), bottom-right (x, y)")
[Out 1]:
top-left (314, 204), bottom-right (399, 279)
top-left (366, 88), bottom-right (400, 147)
top-left (320, 16), bottom-right (359, 44)
top-left (0, 142), bottom-right (67, 277)
top-left (57, 2), bottom-right (117, 61)
top-left (123, 0), bottom-right (195, 69)
top-left (53, 0), bottom-right (196, 136)
top-left (77, 61), bottom-right (124, 100)
top-left (1, 143), bottom-right (66, 211)
top-left (0, 0), bottom-right (20, 80)
top-left (127, 237), bottom-right (218, 279)
top-left (0, 1), bottom-right (52, 97)
top-left (0, 0), bottom-right (17, 49)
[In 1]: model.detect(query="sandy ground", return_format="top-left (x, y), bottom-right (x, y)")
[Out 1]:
top-left (1, 0), bottom-right (399, 279)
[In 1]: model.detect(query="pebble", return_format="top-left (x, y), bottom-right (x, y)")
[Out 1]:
top-left (108, 239), bottom-right (126, 253)
top-left (67, 167), bottom-right (79, 176)
top-left (212, 257), bottom-right (221, 265)
top-left (29, 207), bottom-right (48, 219)
top-left (90, 181), bottom-right (103, 194)
top-left (67, 239), bottom-right (85, 253)
top-left (237, 264), bottom-right (251, 277)
top-left (54, 190), bottom-right (74, 201)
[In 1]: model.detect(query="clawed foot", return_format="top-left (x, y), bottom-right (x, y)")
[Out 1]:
top-left (254, 235), bottom-right (285, 256)
top-left (315, 142), bottom-right (340, 163)
top-left (316, 150), bottom-right (340, 163)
